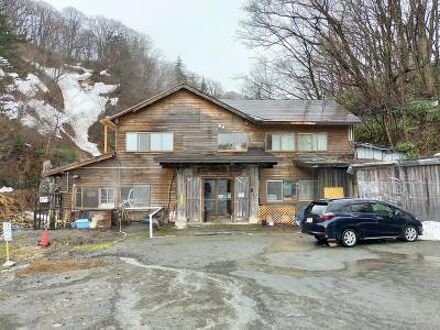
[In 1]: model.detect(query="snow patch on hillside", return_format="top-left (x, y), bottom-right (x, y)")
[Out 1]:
top-left (43, 65), bottom-right (117, 155)
top-left (0, 60), bottom-right (65, 135)
top-left (110, 97), bottom-right (119, 106)
top-left (100, 69), bottom-right (110, 76)
top-left (14, 73), bottom-right (49, 96)
top-left (0, 186), bottom-right (14, 193)
top-left (0, 59), bottom-right (117, 156)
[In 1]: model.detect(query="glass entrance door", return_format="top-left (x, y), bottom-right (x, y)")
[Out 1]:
top-left (203, 179), bottom-right (233, 222)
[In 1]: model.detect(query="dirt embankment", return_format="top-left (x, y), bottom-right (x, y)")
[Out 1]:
top-left (0, 190), bottom-right (34, 230)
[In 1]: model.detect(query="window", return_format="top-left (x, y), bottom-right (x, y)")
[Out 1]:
top-left (298, 133), bottom-right (327, 151)
top-left (99, 188), bottom-right (115, 208)
top-left (83, 187), bottom-right (99, 208)
top-left (121, 185), bottom-right (151, 208)
top-left (150, 133), bottom-right (173, 151)
top-left (266, 133), bottom-right (295, 151)
top-left (308, 203), bottom-right (328, 215)
top-left (218, 133), bottom-right (248, 151)
top-left (351, 203), bottom-right (373, 213)
top-left (298, 180), bottom-right (315, 200)
top-left (372, 202), bottom-right (395, 217)
top-left (266, 180), bottom-right (296, 202)
top-left (125, 132), bottom-right (173, 152)
top-left (126, 133), bottom-right (138, 152)
top-left (76, 187), bottom-right (115, 209)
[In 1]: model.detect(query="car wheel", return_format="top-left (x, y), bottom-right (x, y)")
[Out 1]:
top-left (403, 225), bottom-right (418, 242)
top-left (341, 229), bottom-right (357, 247)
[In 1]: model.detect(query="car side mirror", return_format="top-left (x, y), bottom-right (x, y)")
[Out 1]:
top-left (393, 210), bottom-right (401, 218)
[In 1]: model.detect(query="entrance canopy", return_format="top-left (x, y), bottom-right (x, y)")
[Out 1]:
top-left (155, 152), bottom-right (278, 168)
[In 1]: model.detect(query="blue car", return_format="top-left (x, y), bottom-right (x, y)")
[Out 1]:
top-left (300, 198), bottom-right (423, 247)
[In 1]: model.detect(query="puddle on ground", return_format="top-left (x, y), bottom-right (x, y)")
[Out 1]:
top-left (341, 250), bottom-right (433, 278)
top-left (265, 239), bottom-right (312, 253)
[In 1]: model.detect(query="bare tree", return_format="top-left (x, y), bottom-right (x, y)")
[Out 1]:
top-left (240, 0), bottom-right (440, 146)
top-left (60, 7), bottom-right (85, 59)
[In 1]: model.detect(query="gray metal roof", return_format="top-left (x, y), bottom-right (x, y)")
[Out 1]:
top-left (219, 99), bottom-right (361, 124)
top-left (108, 85), bottom-right (360, 125)
top-left (155, 148), bottom-right (278, 168)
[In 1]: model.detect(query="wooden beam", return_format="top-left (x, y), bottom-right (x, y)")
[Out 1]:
top-left (99, 117), bottom-right (117, 130)
top-left (104, 125), bottom-right (108, 154)
top-left (249, 166), bottom-right (259, 223)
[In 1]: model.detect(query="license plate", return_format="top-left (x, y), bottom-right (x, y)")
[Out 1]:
top-left (306, 217), bottom-right (313, 223)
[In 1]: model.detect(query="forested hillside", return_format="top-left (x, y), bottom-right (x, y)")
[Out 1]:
top-left (0, 0), bottom-right (229, 189)
top-left (240, 0), bottom-right (440, 157)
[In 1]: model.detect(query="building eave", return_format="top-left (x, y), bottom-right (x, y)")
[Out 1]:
top-left (43, 153), bottom-right (115, 177)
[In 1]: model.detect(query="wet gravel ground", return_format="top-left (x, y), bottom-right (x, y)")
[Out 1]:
top-left (1, 231), bottom-right (440, 329)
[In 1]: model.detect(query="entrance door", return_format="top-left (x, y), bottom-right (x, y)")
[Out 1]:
top-left (203, 179), bottom-right (233, 222)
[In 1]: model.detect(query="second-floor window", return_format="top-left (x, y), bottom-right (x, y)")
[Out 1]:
top-left (218, 133), bottom-right (248, 152)
top-left (266, 133), bottom-right (295, 151)
top-left (126, 132), bottom-right (174, 152)
top-left (298, 133), bottom-right (327, 151)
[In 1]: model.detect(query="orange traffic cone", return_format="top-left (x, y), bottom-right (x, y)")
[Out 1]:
top-left (38, 228), bottom-right (50, 247)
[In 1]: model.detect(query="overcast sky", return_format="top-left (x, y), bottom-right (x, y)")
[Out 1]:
top-left (44, 0), bottom-right (254, 92)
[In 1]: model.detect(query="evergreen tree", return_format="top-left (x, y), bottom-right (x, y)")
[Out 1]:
top-left (174, 56), bottom-right (188, 85)
top-left (0, 4), bottom-right (21, 64)
top-left (200, 78), bottom-right (207, 93)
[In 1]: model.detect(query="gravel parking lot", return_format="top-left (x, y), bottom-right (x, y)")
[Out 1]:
top-left (1, 229), bottom-right (440, 329)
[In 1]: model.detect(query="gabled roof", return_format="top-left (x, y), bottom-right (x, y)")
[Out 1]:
top-left (108, 84), bottom-right (256, 123)
top-left (107, 84), bottom-right (360, 125)
top-left (43, 153), bottom-right (115, 177)
top-left (219, 99), bottom-right (361, 124)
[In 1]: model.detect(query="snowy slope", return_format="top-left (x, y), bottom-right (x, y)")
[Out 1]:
top-left (43, 65), bottom-right (117, 155)
top-left (0, 58), bottom-right (117, 156)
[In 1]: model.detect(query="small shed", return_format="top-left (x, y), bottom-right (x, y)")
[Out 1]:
top-left (355, 143), bottom-right (406, 162)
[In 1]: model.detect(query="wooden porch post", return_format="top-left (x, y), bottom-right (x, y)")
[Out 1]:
top-left (103, 125), bottom-right (108, 154)
top-left (175, 167), bottom-right (187, 229)
top-left (249, 166), bottom-right (260, 223)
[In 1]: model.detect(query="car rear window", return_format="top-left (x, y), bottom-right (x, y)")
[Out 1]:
top-left (308, 203), bottom-right (328, 215)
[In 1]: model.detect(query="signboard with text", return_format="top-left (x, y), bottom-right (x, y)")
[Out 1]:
top-left (2, 222), bottom-right (12, 242)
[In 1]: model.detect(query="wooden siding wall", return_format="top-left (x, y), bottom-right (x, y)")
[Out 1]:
top-left (114, 90), bottom-right (353, 207)
top-left (355, 164), bottom-right (440, 221)
top-left (59, 90), bottom-right (354, 214)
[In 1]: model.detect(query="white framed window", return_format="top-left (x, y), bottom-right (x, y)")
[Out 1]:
top-left (125, 132), bottom-right (174, 152)
top-left (126, 133), bottom-right (138, 152)
top-left (266, 180), bottom-right (296, 202)
top-left (99, 188), bottom-right (116, 209)
top-left (348, 126), bottom-right (354, 143)
top-left (298, 133), bottom-right (327, 151)
top-left (298, 180), bottom-right (315, 201)
top-left (121, 185), bottom-right (151, 208)
top-left (76, 187), bottom-right (116, 209)
top-left (218, 133), bottom-right (248, 151)
top-left (151, 133), bottom-right (173, 151)
top-left (266, 133), bottom-right (295, 151)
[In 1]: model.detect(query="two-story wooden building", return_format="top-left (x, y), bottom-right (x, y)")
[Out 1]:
top-left (44, 85), bottom-right (360, 227)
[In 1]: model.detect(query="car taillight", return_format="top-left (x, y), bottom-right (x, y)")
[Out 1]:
top-left (318, 212), bottom-right (334, 222)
